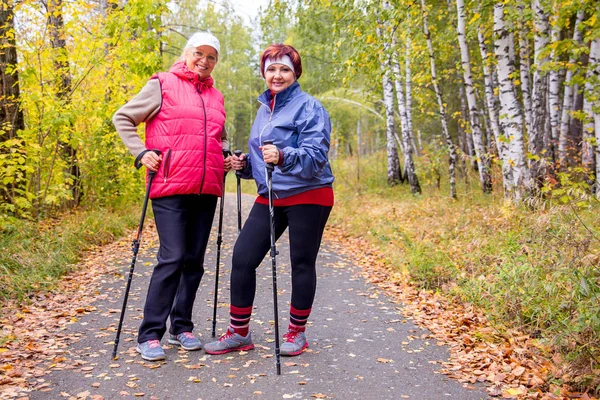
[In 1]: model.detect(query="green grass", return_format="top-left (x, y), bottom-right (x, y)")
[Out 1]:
top-left (330, 152), bottom-right (600, 391)
top-left (0, 204), bottom-right (140, 304)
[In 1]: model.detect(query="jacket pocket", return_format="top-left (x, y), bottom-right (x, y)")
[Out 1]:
top-left (162, 149), bottom-right (172, 183)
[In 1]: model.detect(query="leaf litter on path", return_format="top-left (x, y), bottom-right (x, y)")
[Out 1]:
top-left (0, 223), bottom-right (159, 398)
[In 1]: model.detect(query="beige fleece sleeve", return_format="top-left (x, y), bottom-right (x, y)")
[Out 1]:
top-left (112, 79), bottom-right (162, 158)
top-left (221, 125), bottom-right (229, 153)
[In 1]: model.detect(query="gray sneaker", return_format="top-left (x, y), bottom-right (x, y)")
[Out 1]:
top-left (280, 329), bottom-right (308, 356)
top-left (204, 327), bottom-right (254, 355)
top-left (168, 332), bottom-right (202, 351)
top-left (136, 339), bottom-right (165, 361)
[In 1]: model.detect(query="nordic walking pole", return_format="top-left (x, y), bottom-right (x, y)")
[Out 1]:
top-left (112, 166), bottom-right (157, 360)
top-left (212, 150), bottom-right (231, 338)
top-left (234, 150), bottom-right (243, 234)
top-left (263, 140), bottom-right (282, 375)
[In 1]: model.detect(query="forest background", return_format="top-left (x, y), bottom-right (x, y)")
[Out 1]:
top-left (1, 0), bottom-right (600, 396)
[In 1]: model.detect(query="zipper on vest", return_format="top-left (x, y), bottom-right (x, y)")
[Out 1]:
top-left (198, 90), bottom-right (208, 193)
top-left (162, 149), bottom-right (172, 183)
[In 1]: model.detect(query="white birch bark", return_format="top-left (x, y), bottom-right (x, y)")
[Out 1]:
top-left (392, 35), bottom-right (421, 194)
top-left (458, 86), bottom-right (470, 184)
top-left (494, 2), bottom-right (531, 200)
top-left (582, 97), bottom-right (595, 176)
top-left (405, 35), bottom-right (414, 151)
top-left (558, 9), bottom-right (585, 166)
top-left (529, 0), bottom-right (551, 188)
top-left (456, 0), bottom-right (492, 192)
top-left (585, 38), bottom-right (600, 197)
top-left (481, 93), bottom-right (493, 152)
top-left (548, 22), bottom-right (561, 159)
top-left (459, 84), bottom-right (475, 166)
top-left (421, 0), bottom-right (457, 198)
top-left (376, 12), bottom-right (401, 185)
top-left (517, 3), bottom-right (533, 136)
top-left (544, 88), bottom-right (553, 151)
top-left (477, 20), bottom-right (510, 191)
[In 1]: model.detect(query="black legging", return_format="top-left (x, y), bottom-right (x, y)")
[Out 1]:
top-left (230, 202), bottom-right (332, 310)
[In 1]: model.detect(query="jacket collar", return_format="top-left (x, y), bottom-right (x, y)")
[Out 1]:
top-left (257, 81), bottom-right (301, 112)
top-left (168, 60), bottom-right (214, 92)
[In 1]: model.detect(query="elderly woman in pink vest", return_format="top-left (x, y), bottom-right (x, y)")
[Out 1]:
top-left (113, 32), bottom-right (230, 361)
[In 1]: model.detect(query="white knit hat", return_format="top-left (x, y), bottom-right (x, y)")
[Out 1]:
top-left (186, 32), bottom-right (220, 54)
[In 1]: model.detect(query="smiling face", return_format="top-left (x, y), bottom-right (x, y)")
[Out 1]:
top-left (185, 45), bottom-right (218, 80)
top-left (264, 63), bottom-right (296, 94)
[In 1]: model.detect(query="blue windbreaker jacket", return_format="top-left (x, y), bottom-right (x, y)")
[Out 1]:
top-left (241, 81), bottom-right (335, 199)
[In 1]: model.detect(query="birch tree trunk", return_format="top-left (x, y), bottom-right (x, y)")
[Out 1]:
top-left (582, 92), bottom-right (595, 181)
top-left (481, 94), bottom-right (494, 154)
top-left (459, 84), bottom-right (476, 170)
top-left (458, 89), bottom-right (469, 185)
top-left (517, 4), bottom-right (533, 136)
top-left (582, 38), bottom-right (598, 179)
top-left (529, 0), bottom-right (550, 188)
top-left (405, 35), bottom-right (414, 152)
top-left (494, 2), bottom-right (531, 201)
top-left (421, 0), bottom-right (457, 198)
top-left (456, 0), bottom-right (491, 192)
top-left (557, 9), bottom-right (585, 168)
top-left (586, 38), bottom-right (600, 197)
top-left (477, 23), bottom-right (507, 186)
top-left (392, 36), bottom-right (421, 194)
top-left (548, 23), bottom-right (561, 163)
top-left (376, 21), bottom-right (402, 186)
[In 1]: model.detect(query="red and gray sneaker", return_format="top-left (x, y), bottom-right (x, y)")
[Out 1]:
top-left (280, 328), bottom-right (308, 356)
top-left (204, 327), bottom-right (254, 355)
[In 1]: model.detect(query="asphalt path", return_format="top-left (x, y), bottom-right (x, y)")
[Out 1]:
top-left (28, 193), bottom-right (489, 400)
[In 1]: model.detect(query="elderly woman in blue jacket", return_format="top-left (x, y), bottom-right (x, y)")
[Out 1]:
top-left (205, 43), bottom-right (334, 357)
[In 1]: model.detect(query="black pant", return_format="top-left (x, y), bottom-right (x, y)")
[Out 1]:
top-left (230, 203), bottom-right (332, 310)
top-left (138, 194), bottom-right (217, 343)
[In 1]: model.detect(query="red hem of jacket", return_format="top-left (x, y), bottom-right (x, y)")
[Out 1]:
top-left (255, 187), bottom-right (334, 207)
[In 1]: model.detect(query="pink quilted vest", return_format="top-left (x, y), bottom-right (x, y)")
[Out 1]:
top-left (145, 61), bottom-right (226, 199)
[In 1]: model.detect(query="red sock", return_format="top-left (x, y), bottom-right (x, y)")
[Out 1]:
top-left (289, 306), bottom-right (311, 332)
top-left (230, 305), bottom-right (252, 337)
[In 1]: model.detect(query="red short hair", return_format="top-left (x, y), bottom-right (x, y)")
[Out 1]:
top-left (260, 44), bottom-right (302, 79)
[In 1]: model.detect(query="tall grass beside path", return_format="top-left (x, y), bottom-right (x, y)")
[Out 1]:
top-left (330, 153), bottom-right (600, 392)
top-left (0, 205), bottom-right (140, 305)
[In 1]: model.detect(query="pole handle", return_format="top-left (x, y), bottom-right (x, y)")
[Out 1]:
top-left (263, 140), bottom-right (275, 172)
top-left (223, 150), bottom-right (231, 178)
top-left (234, 150), bottom-right (243, 177)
